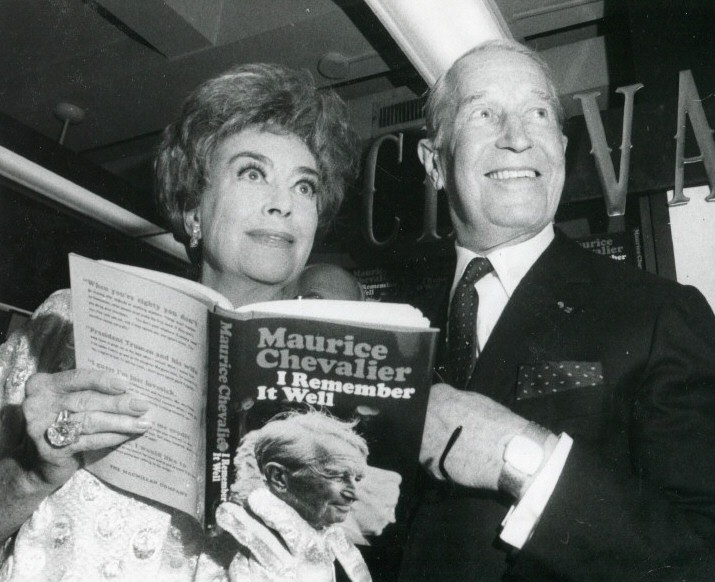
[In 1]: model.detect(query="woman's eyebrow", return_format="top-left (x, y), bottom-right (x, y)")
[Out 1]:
top-left (227, 151), bottom-right (319, 178)
top-left (227, 150), bottom-right (272, 166)
top-left (295, 166), bottom-right (320, 179)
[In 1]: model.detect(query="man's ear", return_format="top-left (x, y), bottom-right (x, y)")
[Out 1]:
top-left (183, 206), bottom-right (200, 239)
top-left (264, 462), bottom-right (290, 492)
top-left (418, 138), bottom-right (445, 191)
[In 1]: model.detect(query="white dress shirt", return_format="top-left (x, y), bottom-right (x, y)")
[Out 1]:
top-left (451, 224), bottom-right (555, 353)
top-left (449, 224), bottom-right (573, 549)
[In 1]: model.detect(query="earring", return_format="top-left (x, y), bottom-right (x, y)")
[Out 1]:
top-left (189, 222), bottom-right (201, 248)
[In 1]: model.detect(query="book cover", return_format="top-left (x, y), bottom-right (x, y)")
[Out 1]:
top-left (205, 308), bottom-right (438, 541)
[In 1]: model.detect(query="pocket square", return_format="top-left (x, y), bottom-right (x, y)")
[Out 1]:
top-left (516, 361), bottom-right (604, 400)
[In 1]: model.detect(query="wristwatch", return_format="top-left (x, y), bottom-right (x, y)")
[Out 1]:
top-left (498, 422), bottom-right (552, 499)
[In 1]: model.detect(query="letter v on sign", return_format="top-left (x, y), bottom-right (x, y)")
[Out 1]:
top-left (573, 84), bottom-right (643, 217)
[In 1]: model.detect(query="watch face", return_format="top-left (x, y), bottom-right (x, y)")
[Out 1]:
top-left (505, 435), bottom-right (544, 475)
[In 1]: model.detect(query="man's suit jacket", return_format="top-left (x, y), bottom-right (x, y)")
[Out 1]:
top-left (400, 232), bottom-right (715, 582)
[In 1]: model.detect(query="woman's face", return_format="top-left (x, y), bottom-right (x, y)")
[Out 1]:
top-left (188, 126), bottom-right (320, 303)
top-left (282, 439), bottom-right (367, 530)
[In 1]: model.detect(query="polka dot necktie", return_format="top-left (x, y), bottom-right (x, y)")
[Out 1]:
top-left (447, 257), bottom-right (494, 389)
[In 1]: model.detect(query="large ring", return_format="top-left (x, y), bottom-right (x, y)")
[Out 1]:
top-left (46, 410), bottom-right (82, 448)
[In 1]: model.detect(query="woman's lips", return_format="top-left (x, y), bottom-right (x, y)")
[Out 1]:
top-left (246, 229), bottom-right (295, 247)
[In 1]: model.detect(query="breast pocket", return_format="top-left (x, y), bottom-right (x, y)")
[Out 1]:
top-left (513, 361), bottom-right (614, 441)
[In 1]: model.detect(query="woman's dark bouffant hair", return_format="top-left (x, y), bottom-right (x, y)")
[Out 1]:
top-left (155, 63), bottom-right (360, 247)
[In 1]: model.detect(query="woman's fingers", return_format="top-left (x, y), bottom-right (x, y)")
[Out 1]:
top-left (72, 409), bottom-right (152, 438)
top-left (63, 392), bottom-right (150, 418)
top-left (23, 370), bottom-right (153, 452)
top-left (27, 369), bottom-right (130, 397)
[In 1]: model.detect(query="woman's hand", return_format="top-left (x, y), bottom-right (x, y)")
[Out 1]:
top-left (20, 369), bottom-right (152, 491)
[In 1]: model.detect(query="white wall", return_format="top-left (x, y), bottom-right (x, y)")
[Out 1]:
top-left (668, 185), bottom-right (715, 311)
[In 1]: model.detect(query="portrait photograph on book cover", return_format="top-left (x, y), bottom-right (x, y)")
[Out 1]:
top-left (228, 410), bottom-right (402, 547)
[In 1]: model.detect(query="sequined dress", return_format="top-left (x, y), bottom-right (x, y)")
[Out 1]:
top-left (0, 290), bottom-right (218, 582)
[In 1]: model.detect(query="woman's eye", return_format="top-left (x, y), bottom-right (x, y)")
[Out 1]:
top-left (238, 166), bottom-right (264, 181)
top-left (296, 181), bottom-right (317, 198)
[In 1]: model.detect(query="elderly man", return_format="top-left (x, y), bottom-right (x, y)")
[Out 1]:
top-left (404, 39), bottom-right (715, 581)
top-left (211, 410), bottom-right (373, 582)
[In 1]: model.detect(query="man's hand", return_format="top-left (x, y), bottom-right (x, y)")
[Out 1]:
top-left (342, 466), bottom-right (402, 544)
top-left (419, 383), bottom-right (530, 490)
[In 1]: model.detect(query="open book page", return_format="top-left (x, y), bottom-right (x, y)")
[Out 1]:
top-left (70, 254), bottom-right (209, 520)
top-left (98, 259), bottom-right (233, 310)
top-left (234, 299), bottom-right (431, 328)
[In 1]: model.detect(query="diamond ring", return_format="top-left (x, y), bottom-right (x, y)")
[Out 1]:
top-left (46, 410), bottom-right (82, 448)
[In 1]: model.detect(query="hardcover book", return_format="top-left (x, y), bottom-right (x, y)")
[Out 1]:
top-left (69, 254), bottom-right (439, 541)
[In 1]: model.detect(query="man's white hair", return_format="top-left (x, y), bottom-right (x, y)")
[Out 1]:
top-left (229, 409), bottom-right (368, 503)
top-left (424, 39), bottom-right (564, 150)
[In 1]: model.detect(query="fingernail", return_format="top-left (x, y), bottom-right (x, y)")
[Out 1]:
top-left (136, 420), bottom-right (153, 430)
top-left (108, 377), bottom-right (129, 393)
top-left (130, 399), bottom-right (150, 412)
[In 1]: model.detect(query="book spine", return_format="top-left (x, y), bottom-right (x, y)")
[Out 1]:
top-left (204, 315), bottom-right (240, 532)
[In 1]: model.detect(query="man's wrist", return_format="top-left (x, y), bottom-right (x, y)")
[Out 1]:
top-left (498, 422), bottom-right (557, 500)
top-left (500, 433), bottom-right (573, 549)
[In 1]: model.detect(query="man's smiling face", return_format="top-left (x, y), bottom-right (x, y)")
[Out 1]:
top-left (436, 49), bottom-right (567, 252)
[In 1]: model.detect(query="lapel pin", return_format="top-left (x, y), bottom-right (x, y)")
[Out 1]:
top-left (557, 301), bottom-right (574, 314)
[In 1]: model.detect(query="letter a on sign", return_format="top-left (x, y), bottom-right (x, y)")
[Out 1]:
top-left (670, 69), bottom-right (715, 206)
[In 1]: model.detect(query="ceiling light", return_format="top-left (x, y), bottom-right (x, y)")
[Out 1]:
top-left (364, 0), bottom-right (511, 86)
top-left (54, 102), bottom-right (85, 145)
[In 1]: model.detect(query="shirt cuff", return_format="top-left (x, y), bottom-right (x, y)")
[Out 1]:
top-left (499, 433), bottom-right (573, 549)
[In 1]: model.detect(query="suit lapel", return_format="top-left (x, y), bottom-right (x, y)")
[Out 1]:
top-left (426, 258), bottom-right (455, 384)
top-left (467, 234), bottom-right (593, 404)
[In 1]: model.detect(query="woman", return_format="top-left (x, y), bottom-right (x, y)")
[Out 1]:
top-left (216, 411), bottom-right (372, 582)
top-left (0, 63), bottom-right (359, 582)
